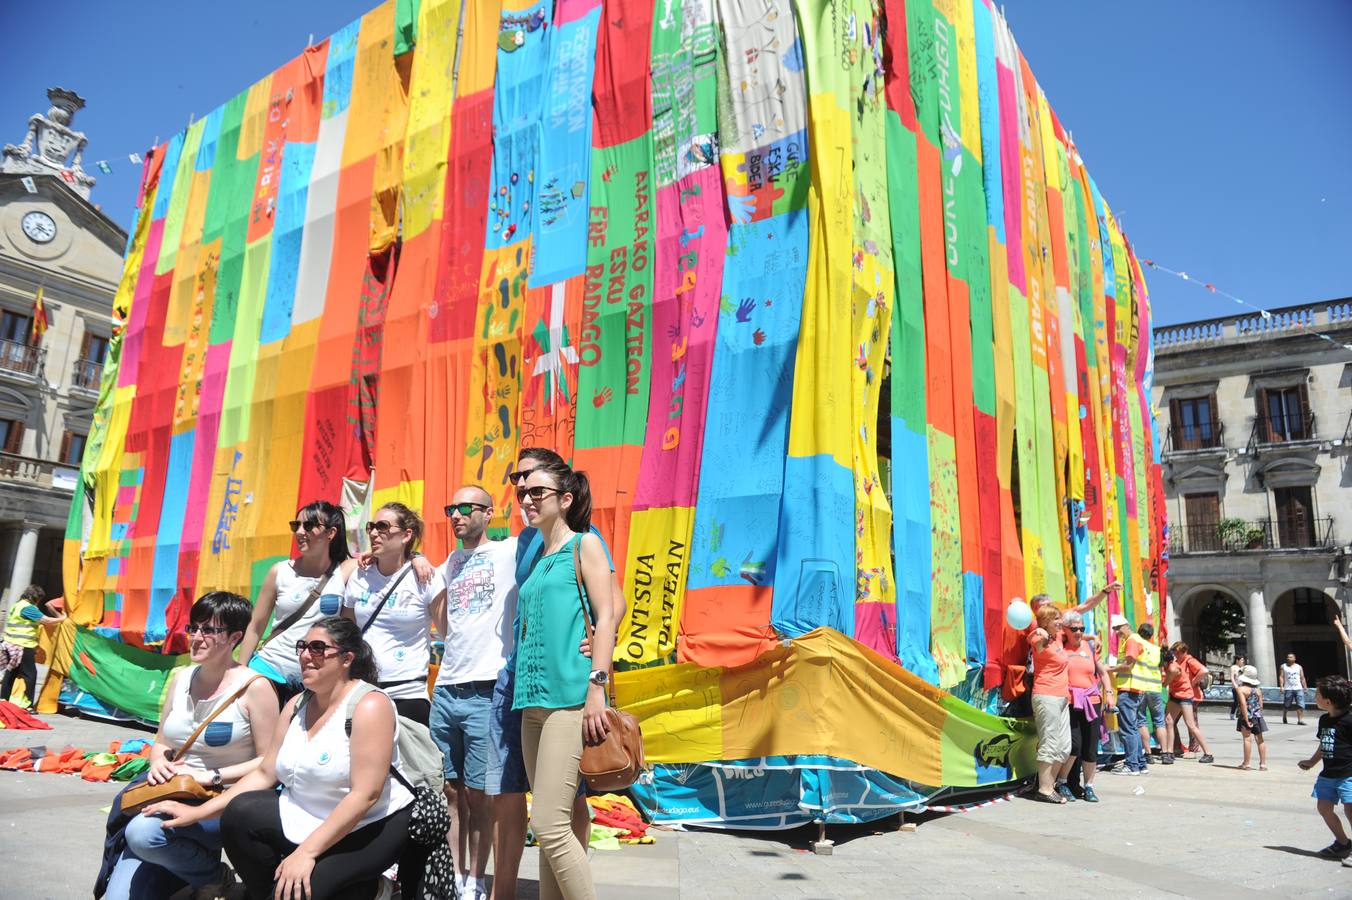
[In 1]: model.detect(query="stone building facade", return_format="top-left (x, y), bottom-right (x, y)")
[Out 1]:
top-left (0, 89), bottom-right (124, 608)
top-left (1154, 299), bottom-right (1352, 686)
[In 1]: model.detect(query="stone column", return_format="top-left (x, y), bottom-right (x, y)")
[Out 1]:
top-left (1246, 587), bottom-right (1276, 687)
top-left (1164, 593), bottom-right (1181, 644)
top-left (3, 522), bottom-right (42, 610)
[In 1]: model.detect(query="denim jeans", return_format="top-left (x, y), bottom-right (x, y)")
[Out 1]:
top-left (103, 812), bottom-right (224, 899)
top-left (1116, 691), bottom-right (1147, 771)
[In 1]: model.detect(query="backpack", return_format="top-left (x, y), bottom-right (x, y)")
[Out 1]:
top-left (339, 681), bottom-right (445, 793)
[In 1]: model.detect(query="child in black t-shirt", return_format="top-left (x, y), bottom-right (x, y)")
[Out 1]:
top-left (1299, 676), bottom-right (1352, 861)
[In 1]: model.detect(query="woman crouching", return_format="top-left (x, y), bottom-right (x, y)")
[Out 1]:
top-left (145, 617), bottom-right (423, 899)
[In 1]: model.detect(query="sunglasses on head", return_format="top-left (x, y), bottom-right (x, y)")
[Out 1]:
top-left (516, 485), bottom-right (561, 502)
top-left (185, 623), bottom-right (228, 636)
top-left (365, 520), bottom-right (403, 535)
top-left (295, 639), bottom-right (340, 658)
top-left (445, 502), bottom-right (489, 518)
top-left (289, 519), bottom-right (325, 533)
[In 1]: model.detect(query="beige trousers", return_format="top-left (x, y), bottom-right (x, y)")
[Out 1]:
top-left (521, 706), bottom-right (594, 900)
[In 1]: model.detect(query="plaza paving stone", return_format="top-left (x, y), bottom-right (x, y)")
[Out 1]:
top-left (2, 707), bottom-right (1346, 898)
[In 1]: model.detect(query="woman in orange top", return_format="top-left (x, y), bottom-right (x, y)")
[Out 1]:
top-left (1165, 641), bottom-right (1214, 764)
top-left (1029, 605), bottom-right (1072, 803)
top-left (1057, 611), bottom-right (1114, 803)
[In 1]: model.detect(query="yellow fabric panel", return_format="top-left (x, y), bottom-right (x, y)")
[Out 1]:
top-left (85, 387), bottom-right (136, 560)
top-left (236, 76), bottom-right (274, 162)
top-left (786, 100), bottom-right (852, 469)
top-left (399, 0), bottom-right (462, 240)
top-left (155, 119), bottom-right (206, 277)
top-left (618, 506), bottom-right (696, 667)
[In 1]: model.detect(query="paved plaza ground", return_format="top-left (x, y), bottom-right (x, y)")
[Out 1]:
top-left (1, 706), bottom-right (1347, 898)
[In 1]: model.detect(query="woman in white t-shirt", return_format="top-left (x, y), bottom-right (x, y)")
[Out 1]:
top-left (149, 617), bottom-right (422, 900)
top-left (107, 592), bottom-right (278, 899)
top-left (239, 501), bottom-right (357, 705)
top-left (342, 502), bottom-right (446, 725)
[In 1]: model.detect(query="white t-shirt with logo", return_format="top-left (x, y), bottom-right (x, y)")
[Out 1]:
top-left (1282, 663), bottom-right (1304, 691)
top-left (343, 562), bottom-right (446, 700)
top-left (436, 537), bottom-right (518, 685)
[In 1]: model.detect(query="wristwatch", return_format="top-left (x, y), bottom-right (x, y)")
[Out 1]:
top-left (210, 769), bottom-right (223, 788)
top-left (589, 670), bottom-right (609, 687)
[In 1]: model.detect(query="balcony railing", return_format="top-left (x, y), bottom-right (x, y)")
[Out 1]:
top-left (1154, 298), bottom-right (1352, 351)
top-left (71, 357), bottom-right (103, 391)
top-left (0, 339), bottom-right (45, 378)
top-left (1164, 421), bottom-right (1224, 453)
top-left (1169, 517), bottom-right (1337, 554)
top-left (1249, 409), bottom-right (1317, 450)
top-left (0, 451), bottom-right (78, 492)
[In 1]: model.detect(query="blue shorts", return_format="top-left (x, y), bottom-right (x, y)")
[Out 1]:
top-left (487, 667), bottom-right (530, 795)
top-left (1312, 776), bottom-right (1352, 804)
top-left (430, 681), bottom-right (494, 790)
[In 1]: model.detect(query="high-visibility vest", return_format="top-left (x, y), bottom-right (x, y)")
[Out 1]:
top-left (3, 601), bottom-right (40, 650)
top-left (1115, 636), bottom-right (1161, 693)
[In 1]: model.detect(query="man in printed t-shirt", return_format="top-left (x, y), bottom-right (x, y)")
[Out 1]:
top-left (430, 485), bottom-right (519, 900)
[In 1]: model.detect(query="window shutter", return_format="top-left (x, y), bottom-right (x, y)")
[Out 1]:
top-left (59, 431), bottom-right (71, 464)
top-left (3, 421), bottom-right (24, 454)
top-left (1255, 387), bottom-right (1271, 441)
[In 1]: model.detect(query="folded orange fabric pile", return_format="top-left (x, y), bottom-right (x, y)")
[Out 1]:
top-left (0, 741), bottom-right (151, 780)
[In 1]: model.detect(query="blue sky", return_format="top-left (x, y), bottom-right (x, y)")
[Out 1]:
top-left (4, 1), bottom-right (1348, 326)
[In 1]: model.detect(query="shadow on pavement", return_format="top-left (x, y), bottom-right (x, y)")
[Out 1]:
top-left (1263, 845), bottom-right (1335, 859)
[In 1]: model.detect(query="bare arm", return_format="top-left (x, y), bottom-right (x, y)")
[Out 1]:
top-left (1335, 615), bottom-right (1352, 653)
top-left (430, 587), bottom-right (447, 641)
top-left (146, 670), bottom-right (184, 785)
top-left (211, 675), bottom-right (282, 784)
top-left (1071, 581), bottom-right (1121, 616)
top-left (580, 534), bottom-right (618, 745)
top-left (1301, 666), bottom-right (1309, 691)
top-left (236, 563), bottom-right (281, 663)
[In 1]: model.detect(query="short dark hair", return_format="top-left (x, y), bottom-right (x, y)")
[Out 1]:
top-left (1317, 675), bottom-right (1352, 711)
top-left (19, 585), bottom-right (46, 604)
top-left (1137, 623), bottom-right (1155, 640)
top-left (190, 591), bottom-right (253, 646)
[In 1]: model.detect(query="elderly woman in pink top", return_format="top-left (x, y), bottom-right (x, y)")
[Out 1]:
top-left (1056, 611), bottom-right (1114, 802)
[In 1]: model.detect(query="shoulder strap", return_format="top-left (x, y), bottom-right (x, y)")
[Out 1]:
top-left (360, 564), bottom-right (414, 637)
top-left (259, 561), bottom-right (339, 650)
top-left (169, 674), bottom-right (264, 762)
top-left (572, 539), bottom-right (595, 643)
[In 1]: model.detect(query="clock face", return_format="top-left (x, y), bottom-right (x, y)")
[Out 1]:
top-left (21, 211), bottom-right (56, 244)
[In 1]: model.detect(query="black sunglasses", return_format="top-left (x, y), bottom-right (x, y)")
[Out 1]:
top-left (288, 519), bottom-right (325, 533)
top-left (507, 468), bottom-right (536, 485)
top-left (295, 639), bottom-right (340, 658)
top-left (365, 521), bottom-right (402, 535)
top-left (185, 623), bottom-right (229, 636)
top-left (1067, 626), bottom-right (1085, 632)
top-left (517, 485), bottom-right (561, 502)
top-left (445, 502), bottom-right (489, 518)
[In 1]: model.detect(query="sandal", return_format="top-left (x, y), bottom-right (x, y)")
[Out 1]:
top-left (1031, 791), bottom-right (1064, 805)
top-left (1259, 765), bottom-right (1268, 771)
top-left (1237, 765), bottom-right (1251, 770)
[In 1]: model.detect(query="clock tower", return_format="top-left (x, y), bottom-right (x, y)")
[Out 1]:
top-left (0, 88), bottom-right (126, 627)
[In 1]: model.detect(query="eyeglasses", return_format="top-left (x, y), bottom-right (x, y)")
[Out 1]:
top-left (507, 468), bottom-right (535, 485)
top-left (1067, 626), bottom-right (1085, 632)
top-left (517, 486), bottom-right (560, 502)
top-left (445, 502), bottom-right (489, 518)
top-left (185, 623), bottom-right (228, 636)
top-left (295, 639), bottom-right (339, 658)
top-left (288, 519), bottom-right (325, 533)
top-left (365, 521), bottom-right (402, 535)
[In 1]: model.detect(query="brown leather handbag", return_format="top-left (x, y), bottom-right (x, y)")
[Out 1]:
top-left (571, 541), bottom-right (645, 792)
top-left (118, 674), bottom-right (261, 815)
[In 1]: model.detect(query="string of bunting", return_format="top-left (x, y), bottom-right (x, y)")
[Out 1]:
top-left (1144, 259), bottom-right (1352, 353)
top-left (17, 152), bottom-right (145, 194)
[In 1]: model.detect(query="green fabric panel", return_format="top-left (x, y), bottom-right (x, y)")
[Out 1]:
top-left (394, 0), bottom-right (420, 55)
top-left (68, 627), bottom-right (187, 723)
top-left (938, 692), bottom-right (1037, 782)
top-left (202, 91), bottom-right (258, 346)
top-left (887, 117), bottom-right (925, 435)
top-left (217, 236), bottom-right (273, 447)
top-left (155, 118), bottom-right (207, 277)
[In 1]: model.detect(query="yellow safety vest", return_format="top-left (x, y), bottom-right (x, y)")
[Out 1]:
top-left (1115, 636), bottom-right (1161, 693)
top-left (3, 601), bottom-right (40, 650)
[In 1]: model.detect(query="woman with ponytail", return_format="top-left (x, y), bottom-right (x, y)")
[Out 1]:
top-left (513, 462), bottom-right (616, 900)
top-left (152, 617), bottom-right (424, 899)
top-left (341, 502), bottom-right (446, 725)
top-left (239, 501), bottom-right (357, 705)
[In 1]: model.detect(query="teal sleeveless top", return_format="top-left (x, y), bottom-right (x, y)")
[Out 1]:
top-left (513, 533), bottom-right (591, 710)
